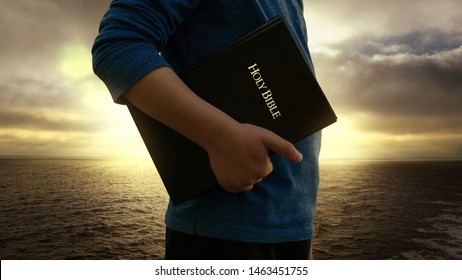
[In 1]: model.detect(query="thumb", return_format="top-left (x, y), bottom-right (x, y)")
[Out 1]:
top-left (261, 130), bottom-right (303, 163)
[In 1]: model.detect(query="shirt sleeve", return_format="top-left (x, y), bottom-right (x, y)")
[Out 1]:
top-left (92, 0), bottom-right (202, 103)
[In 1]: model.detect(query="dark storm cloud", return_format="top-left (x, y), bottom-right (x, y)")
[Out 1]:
top-left (354, 29), bottom-right (462, 56)
top-left (306, 1), bottom-right (462, 158)
top-left (304, 0), bottom-right (462, 158)
top-left (313, 26), bottom-right (462, 137)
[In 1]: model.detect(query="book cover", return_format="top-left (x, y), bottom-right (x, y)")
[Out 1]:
top-left (128, 16), bottom-right (337, 205)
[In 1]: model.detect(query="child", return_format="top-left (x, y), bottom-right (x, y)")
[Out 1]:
top-left (92, 0), bottom-right (321, 259)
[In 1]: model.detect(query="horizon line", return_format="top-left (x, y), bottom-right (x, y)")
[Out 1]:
top-left (1, 155), bottom-right (461, 162)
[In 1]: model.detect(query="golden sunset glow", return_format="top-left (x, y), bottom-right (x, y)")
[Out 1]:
top-left (59, 44), bottom-right (91, 81)
top-left (1, 0), bottom-right (461, 160)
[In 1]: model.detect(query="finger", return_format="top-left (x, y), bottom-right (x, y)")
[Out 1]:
top-left (239, 185), bottom-right (254, 192)
top-left (253, 176), bottom-right (266, 187)
top-left (261, 130), bottom-right (303, 163)
top-left (264, 156), bottom-right (273, 175)
top-left (221, 183), bottom-right (254, 193)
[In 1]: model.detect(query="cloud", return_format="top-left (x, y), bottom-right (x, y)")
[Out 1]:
top-left (315, 34), bottom-right (462, 134)
top-left (0, 78), bottom-right (77, 109)
top-left (0, 0), bottom-right (109, 44)
top-left (304, 0), bottom-right (462, 158)
top-left (305, 0), bottom-right (462, 39)
top-left (0, 73), bottom-right (114, 131)
top-left (0, 0), bottom-right (110, 76)
top-left (0, 0), bottom-right (138, 157)
top-left (0, 129), bottom-right (111, 157)
top-left (1, 0), bottom-right (461, 158)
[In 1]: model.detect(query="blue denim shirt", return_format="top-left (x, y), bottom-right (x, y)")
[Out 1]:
top-left (92, 0), bottom-right (321, 243)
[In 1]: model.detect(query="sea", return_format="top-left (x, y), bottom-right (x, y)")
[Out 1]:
top-left (0, 158), bottom-right (461, 260)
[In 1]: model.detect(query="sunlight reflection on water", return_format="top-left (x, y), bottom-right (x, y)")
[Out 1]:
top-left (0, 158), bottom-right (461, 259)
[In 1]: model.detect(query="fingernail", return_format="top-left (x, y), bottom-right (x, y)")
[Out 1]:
top-left (295, 151), bottom-right (303, 162)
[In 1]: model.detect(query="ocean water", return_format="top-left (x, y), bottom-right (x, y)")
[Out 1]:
top-left (0, 158), bottom-right (169, 260)
top-left (0, 158), bottom-right (461, 260)
top-left (315, 160), bottom-right (462, 260)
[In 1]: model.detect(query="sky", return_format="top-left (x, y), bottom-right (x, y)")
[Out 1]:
top-left (0, 0), bottom-right (461, 160)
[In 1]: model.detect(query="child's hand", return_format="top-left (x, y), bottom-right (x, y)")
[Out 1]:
top-left (206, 123), bottom-right (303, 193)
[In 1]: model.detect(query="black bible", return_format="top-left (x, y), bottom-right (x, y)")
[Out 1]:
top-left (128, 16), bottom-right (337, 205)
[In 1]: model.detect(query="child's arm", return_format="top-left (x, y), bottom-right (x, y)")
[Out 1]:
top-left (124, 67), bottom-right (303, 193)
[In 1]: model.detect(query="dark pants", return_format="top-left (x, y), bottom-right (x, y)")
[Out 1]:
top-left (165, 227), bottom-right (311, 260)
